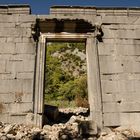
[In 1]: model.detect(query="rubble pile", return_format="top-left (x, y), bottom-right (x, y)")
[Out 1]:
top-left (0, 107), bottom-right (140, 140)
top-left (0, 108), bottom-right (90, 140)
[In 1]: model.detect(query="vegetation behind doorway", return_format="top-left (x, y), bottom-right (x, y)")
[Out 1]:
top-left (45, 42), bottom-right (89, 108)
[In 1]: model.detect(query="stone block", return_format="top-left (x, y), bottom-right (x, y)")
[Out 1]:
top-left (0, 73), bottom-right (15, 80)
top-left (119, 113), bottom-right (140, 129)
top-left (14, 92), bottom-right (33, 103)
top-left (102, 16), bottom-right (139, 24)
top-left (9, 114), bottom-right (26, 124)
top-left (17, 72), bottom-right (33, 79)
top-left (0, 60), bottom-right (6, 73)
top-left (6, 37), bottom-right (23, 43)
top-left (103, 102), bottom-right (140, 113)
top-left (101, 80), bottom-right (119, 93)
top-left (99, 58), bottom-right (123, 74)
top-left (101, 73), bottom-right (140, 81)
top-left (0, 15), bottom-right (19, 23)
top-left (15, 43), bottom-right (35, 54)
top-left (103, 28), bottom-right (140, 39)
top-left (0, 23), bottom-right (15, 28)
top-left (9, 102), bottom-right (33, 114)
top-left (117, 44), bottom-right (140, 55)
top-left (22, 93), bottom-right (33, 102)
top-left (22, 79), bottom-right (33, 94)
top-left (0, 43), bottom-right (15, 54)
top-left (103, 24), bottom-right (140, 30)
top-left (0, 27), bottom-right (32, 37)
top-left (0, 113), bottom-right (9, 123)
top-left (6, 60), bottom-right (24, 73)
top-left (23, 60), bottom-right (35, 72)
top-left (22, 37), bottom-right (33, 43)
top-left (0, 93), bottom-right (15, 103)
top-left (20, 23), bottom-right (32, 28)
top-left (103, 113), bottom-right (120, 126)
top-left (18, 15), bottom-right (36, 22)
top-left (104, 113), bottom-right (140, 130)
top-left (0, 37), bottom-right (7, 42)
top-left (9, 54), bottom-right (35, 61)
top-left (0, 79), bottom-right (23, 93)
top-left (102, 92), bottom-right (140, 102)
top-left (0, 103), bottom-right (9, 113)
top-left (123, 61), bottom-right (140, 73)
top-left (98, 43), bottom-right (115, 55)
top-left (102, 38), bottom-right (140, 45)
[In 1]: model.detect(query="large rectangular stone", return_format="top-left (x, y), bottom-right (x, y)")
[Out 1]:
top-left (0, 23), bottom-right (15, 28)
top-left (101, 80), bottom-right (119, 93)
top-left (99, 58), bottom-right (123, 74)
top-left (101, 80), bottom-right (139, 93)
top-left (103, 113), bottom-right (120, 126)
top-left (0, 15), bottom-right (19, 23)
top-left (102, 92), bottom-right (140, 102)
top-left (104, 113), bottom-right (140, 129)
top-left (6, 60), bottom-right (35, 73)
top-left (9, 102), bottom-right (33, 113)
top-left (9, 54), bottom-right (35, 61)
top-left (0, 43), bottom-right (15, 54)
top-left (18, 15), bottom-right (36, 22)
top-left (17, 72), bottom-right (34, 79)
top-left (103, 28), bottom-right (140, 39)
top-left (9, 114), bottom-right (26, 124)
top-left (14, 92), bottom-right (33, 103)
top-left (23, 60), bottom-right (35, 72)
top-left (0, 60), bottom-right (6, 73)
top-left (98, 43), bottom-right (140, 55)
top-left (102, 38), bottom-right (140, 45)
top-left (0, 113), bottom-right (9, 123)
top-left (22, 79), bottom-right (33, 94)
top-left (0, 27), bottom-right (31, 37)
top-left (0, 37), bottom-right (7, 43)
top-left (102, 24), bottom-right (140, 30)
top-left (123, 61), bottom-right (140, 73)
top-left (101, 73), bottom-right (140, 81)
top-left (0, 93), bottom-right (15, 103)
top-left (102, 16), bottom-right (139, 24)
top-left (0, 103), bottom-right (9, 113)
top-left (103, 102), bottom-right (140, 113)
top-left (0, 73), bottom-right (15, 80)
top-left (15, 43), bottom-right (35, 54)
top-left (0, 79), bottom-right (23, 93)
top-left (6, 60), bottom-right (24, 73)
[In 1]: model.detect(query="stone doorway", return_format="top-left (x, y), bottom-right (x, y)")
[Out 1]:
top-left (33, 18), bottom-right (102, 133)
top-left (44, 40), bottom-right (89, 125)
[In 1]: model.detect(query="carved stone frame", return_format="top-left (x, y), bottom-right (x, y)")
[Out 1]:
top-left (34, 32), bottom-right (102, 131)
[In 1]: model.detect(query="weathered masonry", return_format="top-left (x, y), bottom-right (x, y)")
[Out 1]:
top-left (1, 4), bottom-right (140, 132)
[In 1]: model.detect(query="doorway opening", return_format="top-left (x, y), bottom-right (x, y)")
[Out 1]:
top-left (43, 41), bottom-right (90, 125)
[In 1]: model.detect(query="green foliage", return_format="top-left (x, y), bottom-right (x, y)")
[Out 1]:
top-left (45, 42), bottom-right (88, 107)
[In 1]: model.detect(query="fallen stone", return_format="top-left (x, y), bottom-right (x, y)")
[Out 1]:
top-left (0, 135), bottom-right (8, 140)
top-left (3, 124), bottom-right (14, 134)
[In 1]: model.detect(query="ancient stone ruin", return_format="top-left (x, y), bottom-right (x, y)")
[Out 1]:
top-left (1, 4), bottom-right (140, 135)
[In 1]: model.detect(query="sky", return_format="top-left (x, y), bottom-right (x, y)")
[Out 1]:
top-left (0, 0), bottom-right (140, 14)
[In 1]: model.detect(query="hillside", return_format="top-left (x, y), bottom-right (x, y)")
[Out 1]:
top-left (45, 42), bottom-right (88, 107)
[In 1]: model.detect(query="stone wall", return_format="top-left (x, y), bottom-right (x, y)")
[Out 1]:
top-left (1, 4), bottom-right (140, 130)
top-left (0, 5), bottom-right (36, 124)
top-left (50, 6), bottom-right (140, 130)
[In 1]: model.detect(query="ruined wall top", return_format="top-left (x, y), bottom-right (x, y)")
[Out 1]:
top-left (0, 4), bottom-right (31, 15)
top-left (50, 6), bottom-right (140, 16)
